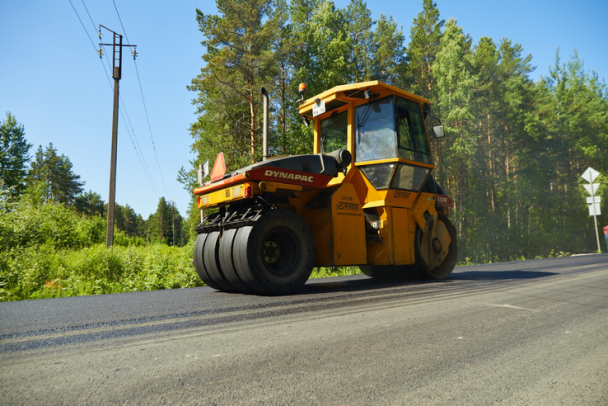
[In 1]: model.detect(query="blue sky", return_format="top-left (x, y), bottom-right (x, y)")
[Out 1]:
top-left (2, 0), bottom-right (606, 218)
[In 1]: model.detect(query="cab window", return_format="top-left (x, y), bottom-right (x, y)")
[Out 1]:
top-left (355, 97), bottom-right (397, 162)
top-left (320, 111), bottom-right (347, 153)
top-left (395, 97), bottom-right (431, 163)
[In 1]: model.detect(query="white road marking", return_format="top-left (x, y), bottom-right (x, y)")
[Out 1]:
top-left (483, 303), bottom-right (538, 312)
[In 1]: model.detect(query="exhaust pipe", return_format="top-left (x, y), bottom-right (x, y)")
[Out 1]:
top-left (261, 88), bottom-right (269, 161)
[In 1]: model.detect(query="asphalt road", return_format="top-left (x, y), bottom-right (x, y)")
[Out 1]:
top-left (1, 254), bottom-right (607, 405)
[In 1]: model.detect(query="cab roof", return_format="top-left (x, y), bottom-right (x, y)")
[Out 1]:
top-left (298, 81), bottom-right (431, 118)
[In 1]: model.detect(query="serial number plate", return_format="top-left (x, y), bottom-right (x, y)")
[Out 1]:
top-left (312, 99), bottom-right (326, 117)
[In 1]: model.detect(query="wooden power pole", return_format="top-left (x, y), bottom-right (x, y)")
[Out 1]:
top-left (99, 25), bottom-right (136, 248)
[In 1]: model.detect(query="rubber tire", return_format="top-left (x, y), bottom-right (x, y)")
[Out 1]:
top-left (234, 209), bottom-right (315, 295)
top-left (233, 227), bottom-right (268, 294)
top-left (218, 228), bottom-right (253, 293)
top-left (193, 233), bottom-right (223, 290)
top-left (203, 231), bottom-right (239, 292)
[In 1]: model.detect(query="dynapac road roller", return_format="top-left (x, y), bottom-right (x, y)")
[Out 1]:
top-left (193, 81), bottom-right (457, 295)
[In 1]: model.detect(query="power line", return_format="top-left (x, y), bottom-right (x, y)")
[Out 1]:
top-left (75, 1), bottom-right (120, 95)
top-left (112, 0), bottom-right (170, 198)
top-left (68, 0), bottom-right (162, 199)
top-left (76, 2), bottom-right (161, 198)
top-left (117, 94), bottom-right (162, 197)
top-left (133, 60), bottom-right (170, 197)
top-left (80, 0), bottom-right (97, 32)
top-left (68, 0), bottom-right (98, 53)
top-left (96, 36), bottom-right (162, 198)
top-left (112, 0), bottom-right (131, 43)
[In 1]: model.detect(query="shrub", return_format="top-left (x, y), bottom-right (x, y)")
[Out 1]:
top-left (0, 199), bottom-right (105, 251)
top-left (0, 241), bottom-right (202, 301)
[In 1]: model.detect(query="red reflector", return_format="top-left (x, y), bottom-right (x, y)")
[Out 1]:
top-left (245, 183), bottom-right (252, 198)
top-left (197, 197), bottom-right (201, 206)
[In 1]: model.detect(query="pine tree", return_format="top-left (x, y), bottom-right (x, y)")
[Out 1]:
top-left (404, 0), bottom-right (444, 98)
top-left (273, 0), bottom-right (293, 155)
top-left (295, 1), bottom-right (350, 96)
top-left (433, 19), bottom-right (474, 260)
top-left (147, 197), bottom-right (173, 244)
top-left (190, 0), bottom-right (280, 165)
top-left (75, 190), bottom-right (105, 217)
top-left (0, 113), bottom-right (32, 196)
top-left (284, 0), bottom-right (351, 156)
top-left (28, 143), bottom-right (84, 206)
top-left (346, 0), bottom-right (374, 82)
top-left (371, 14), bottom-right (406, 85)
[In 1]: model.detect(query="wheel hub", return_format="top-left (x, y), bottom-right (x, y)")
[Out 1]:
top-left (432, 238), bottom-right (442, 254)
top-left (263, 240), bottom-right (280, 264)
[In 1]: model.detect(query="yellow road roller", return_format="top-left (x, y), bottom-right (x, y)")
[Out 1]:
top-left (193, 81), bottom-right (457, 295)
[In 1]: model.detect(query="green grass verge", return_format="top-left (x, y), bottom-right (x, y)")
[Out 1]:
top-left (0, 241), bottom-right (363, 302)
top-left (0, 242), bottom-right (202, 301)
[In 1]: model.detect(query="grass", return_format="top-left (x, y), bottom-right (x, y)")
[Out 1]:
top-left (0, 241), bottom-right (203, 301)
top-left (0, 240), bottom-right (364, 302)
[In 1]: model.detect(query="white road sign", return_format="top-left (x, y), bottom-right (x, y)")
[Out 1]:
top-left (584, 183), bottom-right (601, 196)
top-left (588, 203), bottom-right (601, 216)
top-left (581, 167), bottom-right (600, 183)
top-left (580, 167), bottom-right (603, 253)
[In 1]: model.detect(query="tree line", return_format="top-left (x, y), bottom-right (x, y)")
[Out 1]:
top-left (0, 113), bottom-right (188, 247)
top-left (183, 0), bottom-right (608, 261)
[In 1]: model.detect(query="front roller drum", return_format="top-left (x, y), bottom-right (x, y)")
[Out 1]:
top-left (232, 209), bottom-right (316, 295)
top-left (417, 212), bottom-right (458, 279)
top-left (360, 212), bottom-right (457, 280)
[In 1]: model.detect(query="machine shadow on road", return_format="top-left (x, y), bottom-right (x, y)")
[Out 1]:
top-left (296, 269), bottom-right (558, 295)
top-left (299, 275), bottom-right (447, 295)
top-left (448, 269), bottom-right (558, 280)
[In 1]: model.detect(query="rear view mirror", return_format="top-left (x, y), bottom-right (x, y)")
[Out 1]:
top-left (433, 125), bottom-right (445, 138)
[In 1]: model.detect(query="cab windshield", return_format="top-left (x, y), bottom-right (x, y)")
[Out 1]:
top-left (355, 96), bottom-right (431, 163)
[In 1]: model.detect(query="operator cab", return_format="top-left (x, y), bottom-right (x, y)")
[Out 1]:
top-left (299, 81), bottom-right (444, 194)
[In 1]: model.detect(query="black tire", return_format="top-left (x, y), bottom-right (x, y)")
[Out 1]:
top-left (203, 231), bottom-right (239, 292)
top-left (233, 226), bottom-right (268, 294)
top-left (193, 233), bottom-right (223, 290)
top-left (234, 209), bottom-right (315, 295)
top-left (218, 228), bottom-right (253, 293)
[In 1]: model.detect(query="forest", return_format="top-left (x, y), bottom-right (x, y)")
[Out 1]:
top-left (1, 0), bottom-right (606, 301)
top-left (182, 0), bottom-right (608, 262)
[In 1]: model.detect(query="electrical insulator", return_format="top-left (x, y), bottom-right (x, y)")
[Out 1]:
top-left (132, 48), bottom-right (138, 60)
top-left (97, 48), bottom-right (103, 59)
top-left (98, 29), bottom-right (102, 39)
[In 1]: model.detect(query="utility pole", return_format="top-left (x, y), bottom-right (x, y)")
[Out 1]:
top-left (99, 25), bottom-right (137, 248)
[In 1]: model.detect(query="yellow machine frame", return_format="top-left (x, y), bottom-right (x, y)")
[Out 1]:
top-left (195, 81), bottom-right (451, 269)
